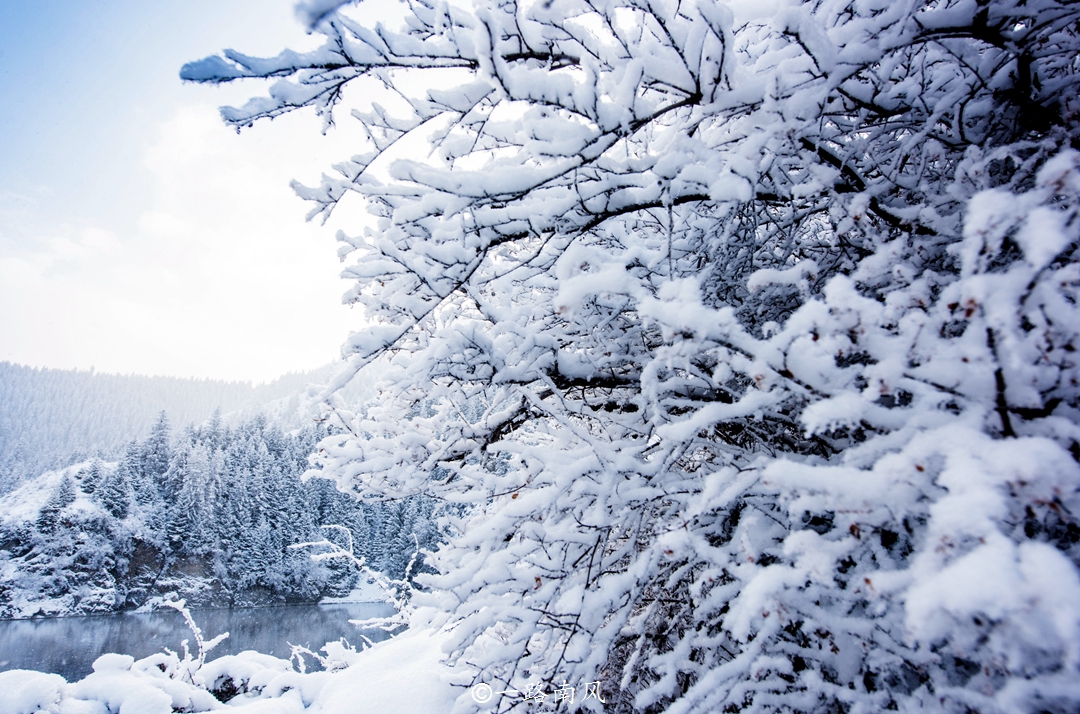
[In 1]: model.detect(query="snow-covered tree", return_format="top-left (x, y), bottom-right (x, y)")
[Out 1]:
top-left (186, 0), bottom-right (1080, 711)
top-left (35, 472), bottom-right (76, 533)
top-left (0, 362), bottom-right (289, 494)
top-left (141, 411), bottom-right (172, 485)
top-left (167, 441), bottom-right (219, 555)
top-left (79, 458), bottom-right (105, 494)
top-left (94, 461), bottom-right (131, 521)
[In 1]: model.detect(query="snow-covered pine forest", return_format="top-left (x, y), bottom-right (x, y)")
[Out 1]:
top-left (0, 408), bottom-right (438, 619)
top-left (0, 361), bottom-right (352, 493)
top-left (0, 360), bottom-right (442, 618)
top-left (6, 0), bottom-right (1080, 712)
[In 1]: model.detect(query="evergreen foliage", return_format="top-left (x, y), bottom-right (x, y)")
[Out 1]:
top-left (34, 473), bottom-right (76, 533)
top-left (81, 459), bottom-right (104, 495)
top-left (94, 463), bottom-right (131, 521)
top-left (0, 362), bottom-right (347, 494)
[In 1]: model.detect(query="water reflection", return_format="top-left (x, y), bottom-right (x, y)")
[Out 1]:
top-left (0, 602), bottom-right (396, 681)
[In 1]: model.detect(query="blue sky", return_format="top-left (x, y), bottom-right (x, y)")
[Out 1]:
top-left (0, 0), bottom-right (368, 382)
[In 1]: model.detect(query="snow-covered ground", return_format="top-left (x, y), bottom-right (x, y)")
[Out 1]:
top-left (0, 612), bottom-right (460, 714)
top-left (318, 578), bottom-right (388, 605)
top-left (0, 465), bottom-right (91, 525)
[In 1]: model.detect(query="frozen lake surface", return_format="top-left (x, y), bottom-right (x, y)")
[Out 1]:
top-left (0, 601), bottom-right (396, 681)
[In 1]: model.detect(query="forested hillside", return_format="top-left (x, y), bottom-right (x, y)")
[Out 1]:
top-left (0, 411), bottom-right (438, 618)
top-left (0, 361), bottom-right (343, 493)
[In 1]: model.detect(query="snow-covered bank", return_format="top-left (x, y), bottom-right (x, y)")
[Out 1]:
top-left (317, 578), bottom-right (388, 605)
top-left (0, 619), bottom-right (458, 714)
top-left (308, 626), bottom-right (457, 713)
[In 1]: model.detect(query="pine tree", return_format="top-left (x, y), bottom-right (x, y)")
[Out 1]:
top-left (35, 473), bottom-right (77, 533)
top-left (164, 444), bottom-right (191, 550)
top-left (56, 472), bottom-right (76, 508)
top-left (94, 465), bottom-right (131, 520)
top-left (390, 498), bottom-right (425, 581)
top-left (112, 439), bottom-right (151, 510)
top-left (80, 459), bottom-right (104, 494)
top-left (204, 407), bottom-right (224, 452)
top-left (141, 411), bottom-right (171, 487)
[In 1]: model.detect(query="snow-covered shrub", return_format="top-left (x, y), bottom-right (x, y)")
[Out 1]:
top-left (154, 597), bottom-right (230, 682)
top-left (0, 670), bottom-right (66, 714)
top-left (185, 0), bottom-right (1080, 711)
top-left (198, 649), bottom-right (295, 702)
top-left (68, 653), bottom-right (221, 714)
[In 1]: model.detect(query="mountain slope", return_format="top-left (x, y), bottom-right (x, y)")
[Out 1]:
top-left (0, 361), bottom-right (348, 493)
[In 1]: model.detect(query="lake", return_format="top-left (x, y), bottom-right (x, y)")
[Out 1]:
top-left (0, 601), bottom-right (397, 681)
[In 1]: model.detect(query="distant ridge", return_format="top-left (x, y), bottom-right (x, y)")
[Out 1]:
top-left (0, 361), bottom-right (343, 493)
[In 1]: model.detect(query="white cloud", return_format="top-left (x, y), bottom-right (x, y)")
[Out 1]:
top-left (0, 0), bottom-right (406, 384)
top-left (0, 100), bottom-right (370, 383)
